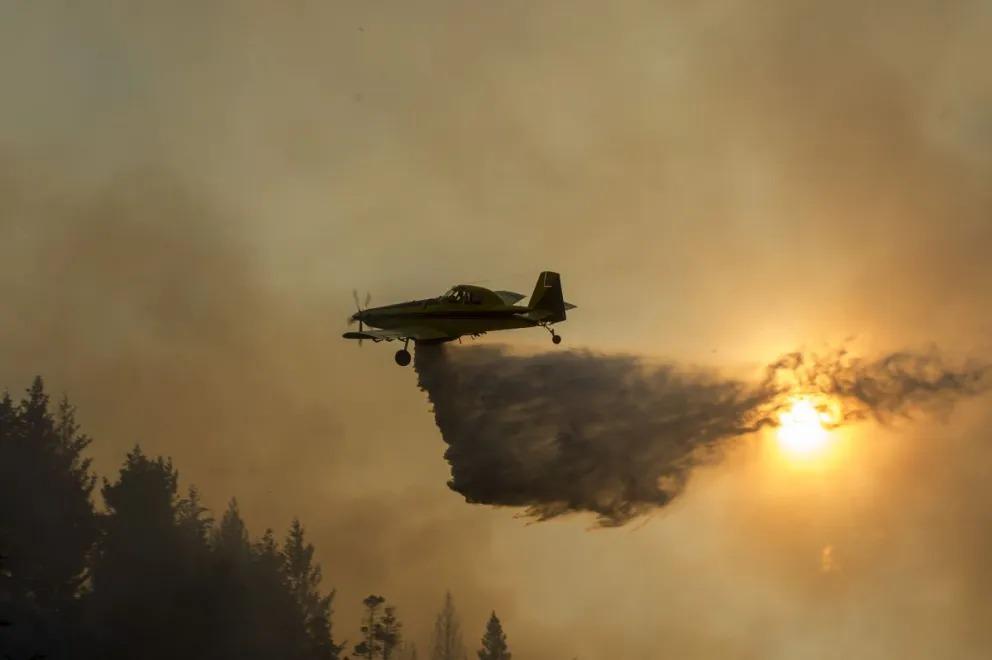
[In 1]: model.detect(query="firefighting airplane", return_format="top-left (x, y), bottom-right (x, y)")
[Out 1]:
top-left (343, 271), bottom-right (575, 366)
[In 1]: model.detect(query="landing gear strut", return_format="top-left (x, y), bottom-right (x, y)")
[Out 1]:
top-left (543, 324), bottom-right (563, 345)
top-left (394, 338), bottom-right (412, 366)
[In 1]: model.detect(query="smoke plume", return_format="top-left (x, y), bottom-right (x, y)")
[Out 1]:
top-left (416, 344), bottom-right (988, 525)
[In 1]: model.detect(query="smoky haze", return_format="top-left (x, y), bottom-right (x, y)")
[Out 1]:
top-left (3, 0), bottom-right (992, 657)
top-left (416, 345), bottom-right (989, 524)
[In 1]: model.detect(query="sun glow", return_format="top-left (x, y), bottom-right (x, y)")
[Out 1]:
top-left (776, 397), bottom-right (834, 459)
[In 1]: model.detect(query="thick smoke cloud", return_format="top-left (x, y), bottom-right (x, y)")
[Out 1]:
top-left (416, 344), bottom-right (988, 525)
top-left (3, 0), bottom-right (992, 655)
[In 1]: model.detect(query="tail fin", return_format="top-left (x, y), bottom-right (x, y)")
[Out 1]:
top-left (528, 271), bottom-right (567, 322)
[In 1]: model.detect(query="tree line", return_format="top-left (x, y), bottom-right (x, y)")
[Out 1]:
top-left (0, 377), bottom-right (511, 660)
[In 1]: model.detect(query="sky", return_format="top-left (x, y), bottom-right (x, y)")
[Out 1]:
top-left (2, 1), bottom-right (991, 658)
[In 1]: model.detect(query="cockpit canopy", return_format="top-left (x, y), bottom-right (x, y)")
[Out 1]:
top-left (441, 286), bottom-right (481, 304)
top-left (439, 284), bottom-right (504, 305)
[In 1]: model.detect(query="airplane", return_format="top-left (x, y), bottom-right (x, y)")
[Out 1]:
top-left (343, 271), bottom-right (576, 366)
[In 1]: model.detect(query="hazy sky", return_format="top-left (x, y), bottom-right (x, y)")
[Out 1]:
top-left (2, 2), bottom-right (991, 658)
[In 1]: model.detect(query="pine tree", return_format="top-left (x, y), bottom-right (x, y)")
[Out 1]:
top-left (283, 518), bottom-right (345, 659)
top-left (377, 605), bottom-right (403, 660)
top-left (88, 446), bottom-right (211, 660)
top-left (248, 527), bottom-right (310, 658)
top-left (208, 498), bottom-right (258, 660)
top-left (477, 612), bottom-right (511, 660)
top-left (0, 382), bottom-right (98, 607)
top-left (0, 380), bottom-right (98, 658)
top-left (429, 591), bottom-right (467, 660)
top-left (175, 485), bottom-right (212, 547)
top-left (214, 498), bottom-right (251, 564)
top-left (354, 594), bottom-right (385, 659)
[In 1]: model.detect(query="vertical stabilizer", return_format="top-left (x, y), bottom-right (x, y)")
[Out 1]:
top-left (528, 271), bottom-right (566, 322)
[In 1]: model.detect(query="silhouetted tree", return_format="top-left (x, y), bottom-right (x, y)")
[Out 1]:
top-left (210, 498), bottom-right (271, 660)
top-left (214, 498), bottom-right (251, 564)
top-left (354, 594), bottom-right (385, 659)
top-left (429, 592), bottom-right (467, 660)
top-left (0, 380), bottom-right (99, 658)
top-left (378, 605), bottom-right (403, 660)
top-left (0, 379), bottom-right (348, 660)
top-left (284, 519), bottom-right (345, 660)
top-left (244, 527), bottom-right (312, 657)
top-left (86, 446), bottom-right (212, 660)
top-left (176, 486), bottom-right (212, 546)
top-left (476, 612), bottom-right (511, 660)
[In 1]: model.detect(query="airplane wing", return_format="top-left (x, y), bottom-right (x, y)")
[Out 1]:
top-left (342, 327), bottom-right (451, 342)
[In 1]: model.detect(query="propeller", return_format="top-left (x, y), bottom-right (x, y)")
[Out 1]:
top-left (347, 289), bottom-right (373, 346)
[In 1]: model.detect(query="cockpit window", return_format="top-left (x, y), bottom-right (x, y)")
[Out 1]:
top-left (441, 286), bottom-right (481, 304)
top-left (442, 287), bottom-right (466, 303)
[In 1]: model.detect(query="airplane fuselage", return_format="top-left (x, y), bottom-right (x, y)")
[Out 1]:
top-left (356, 299), bottom-right (538, 341)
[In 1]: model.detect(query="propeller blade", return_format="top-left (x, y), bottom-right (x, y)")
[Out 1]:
top-left (364, 291), bottom-right (372, 308)
top-left (352, 289), bottom-right (361, 311)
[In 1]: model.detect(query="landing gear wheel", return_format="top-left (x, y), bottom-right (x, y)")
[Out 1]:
top-left (552, 334), bottom-right (562, 345)
top-left (394, 349), bottom-right (412, 366)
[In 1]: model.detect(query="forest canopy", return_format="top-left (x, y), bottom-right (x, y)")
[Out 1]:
top-left (0, 378), bottom-right (507, 660)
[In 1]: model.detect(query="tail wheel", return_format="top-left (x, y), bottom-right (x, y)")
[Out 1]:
top-left (394, 349), bottom-right (412, 366)
top-left (552, 334), bottom-right (562, 345)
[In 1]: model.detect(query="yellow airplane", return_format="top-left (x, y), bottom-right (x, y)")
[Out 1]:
top-left (343, 271), bottom-right (575, 366)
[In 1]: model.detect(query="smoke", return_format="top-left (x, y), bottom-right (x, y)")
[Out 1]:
top-left (3, 0), bottom-right (992, 655)
top-left (416, 344), bottom-right (988, 525)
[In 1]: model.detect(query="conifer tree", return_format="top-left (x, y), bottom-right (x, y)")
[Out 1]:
top-left (214, 498), bottom-right (251, 564)
top-left (283, 518), bottom-right (345, 659)
top-left (176, 485), bottom-right (212, 547)
top-left (378, 605), bottom-right (403, 659)
top-left (429, 592), bottom-right (467, 660)
top-left (354, 594), bottom-right (386, 659)
top-left (89, 446), bottom-right (209, 660)
top-left (0, 381), bottom-right (98, 609)
top-left (0, 380), bottom-right (98, 658)
top-left (477, 612), bottom-right (511, 660)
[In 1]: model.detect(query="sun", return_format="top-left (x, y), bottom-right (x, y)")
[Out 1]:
top-left (776, 397), bottom-right (834, 459)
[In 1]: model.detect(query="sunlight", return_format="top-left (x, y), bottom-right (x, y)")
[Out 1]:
top-left (776, 397), bottom-right (834, 459)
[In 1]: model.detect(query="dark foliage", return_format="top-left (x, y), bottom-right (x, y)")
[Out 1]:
top-left (0, 378), bottom-right (343, 660)
top-left (0, 379), bottom-right (98, 658)
top-left (353, 595), bottom-right (403, 660)
top-left (378, 605), bottom-right (402, 660)
top-left (353, 595), bottom-right (385, 659)
top-left (476, 612), bottom-right (510, 660)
